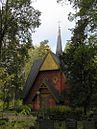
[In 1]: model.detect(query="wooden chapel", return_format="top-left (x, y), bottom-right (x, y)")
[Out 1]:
top-left (23, 27), bottom-right (69, 110)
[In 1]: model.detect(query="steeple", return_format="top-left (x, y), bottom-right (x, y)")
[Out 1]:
top-left (56, 25), bottom-right (62, 56)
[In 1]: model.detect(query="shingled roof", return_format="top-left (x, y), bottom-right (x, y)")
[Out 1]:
top-left (23, 58), bottom-right (43, 98)
top-left (23, 51), bottom-right (61, 100)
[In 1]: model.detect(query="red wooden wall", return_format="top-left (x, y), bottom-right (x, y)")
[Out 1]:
top-left (25, 70), bottom-right (68, 109)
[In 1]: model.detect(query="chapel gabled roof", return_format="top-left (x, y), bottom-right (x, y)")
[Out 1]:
top-left (23, 58), bottom-right (43, 99)
top-left (23, 51), bottom-right (61, 99)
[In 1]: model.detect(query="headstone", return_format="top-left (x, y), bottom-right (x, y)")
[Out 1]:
top-left (65, 118), bottom-right (77, 129)
top-left (39, 119), bottom-right (54, 129)
top-left (83, 120), bottom-right (95, 129)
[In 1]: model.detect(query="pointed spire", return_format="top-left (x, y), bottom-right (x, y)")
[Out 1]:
top-left (56, 24), bottom-right (62, 56)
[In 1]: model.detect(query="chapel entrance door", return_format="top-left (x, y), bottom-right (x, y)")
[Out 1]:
top-left (40, 94), bottom-right (49, 109)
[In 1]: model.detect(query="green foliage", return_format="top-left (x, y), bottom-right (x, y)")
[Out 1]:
top-left (48, 106), bottom-right (72, 113)
top-left (0, 0), bottom-right (41, 105)
top-left (61, 39), bottom-right (97, 114)
top-left (0, 67), bottom-right (13, 88)
top-left (0, 118), bottom-right (9, 126)
top-left (37, 106), bottom-right (83, 120)
top-left (25, 40), bottom-right (50, 79)
top-left (0, 102), bottom-right (37, 129)
top-left (58, 0), bottom-right (97, 45)
top-left (0, 67), bottom-right (14, 109)
top-left (40, 105), bottom-right (81, 114)
top-left (0, 0), bottom-right (41, 53)
top-left (58, 0), bottom-right (97, 114)
top-left (18, 104), bottom-right (32, 115)
top-left (0, 115), bottom-right (36, 129)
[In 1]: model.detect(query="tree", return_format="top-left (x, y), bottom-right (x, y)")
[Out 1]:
top-left (61, 38), bottom-right (97, 114)
top-left (57, 0), bottom-right (97, 114)
top-left (57, 0), bottom-right (97, 44)
top-left (0, 0), bottom-right (41, 57)
top-left (0, 0), bottom-right (41, 105)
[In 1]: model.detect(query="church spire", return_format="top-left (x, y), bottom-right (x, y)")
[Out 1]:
top-left (56, 24), bottom-right (62, 56)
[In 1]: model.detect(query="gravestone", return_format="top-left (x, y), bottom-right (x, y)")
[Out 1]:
top-left (39, 119), bottom-right (54, 129)
top-left (83, 120), bottom-right (95, 129)
top-left (65, 118), bottom-right (77, 129)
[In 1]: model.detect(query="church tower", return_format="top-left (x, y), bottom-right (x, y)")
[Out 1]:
top-left (56, 26), bottom-right (62, 56)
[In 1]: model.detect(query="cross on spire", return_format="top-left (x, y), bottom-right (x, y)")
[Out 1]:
top-left (58, 21), bottom-right (61, 28)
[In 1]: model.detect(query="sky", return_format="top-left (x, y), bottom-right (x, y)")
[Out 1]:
top-left (32, 0), bottom-right (75, 52)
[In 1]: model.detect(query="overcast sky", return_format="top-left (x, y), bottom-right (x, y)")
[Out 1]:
top-left (32, 0), bottom-right (75, 52)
